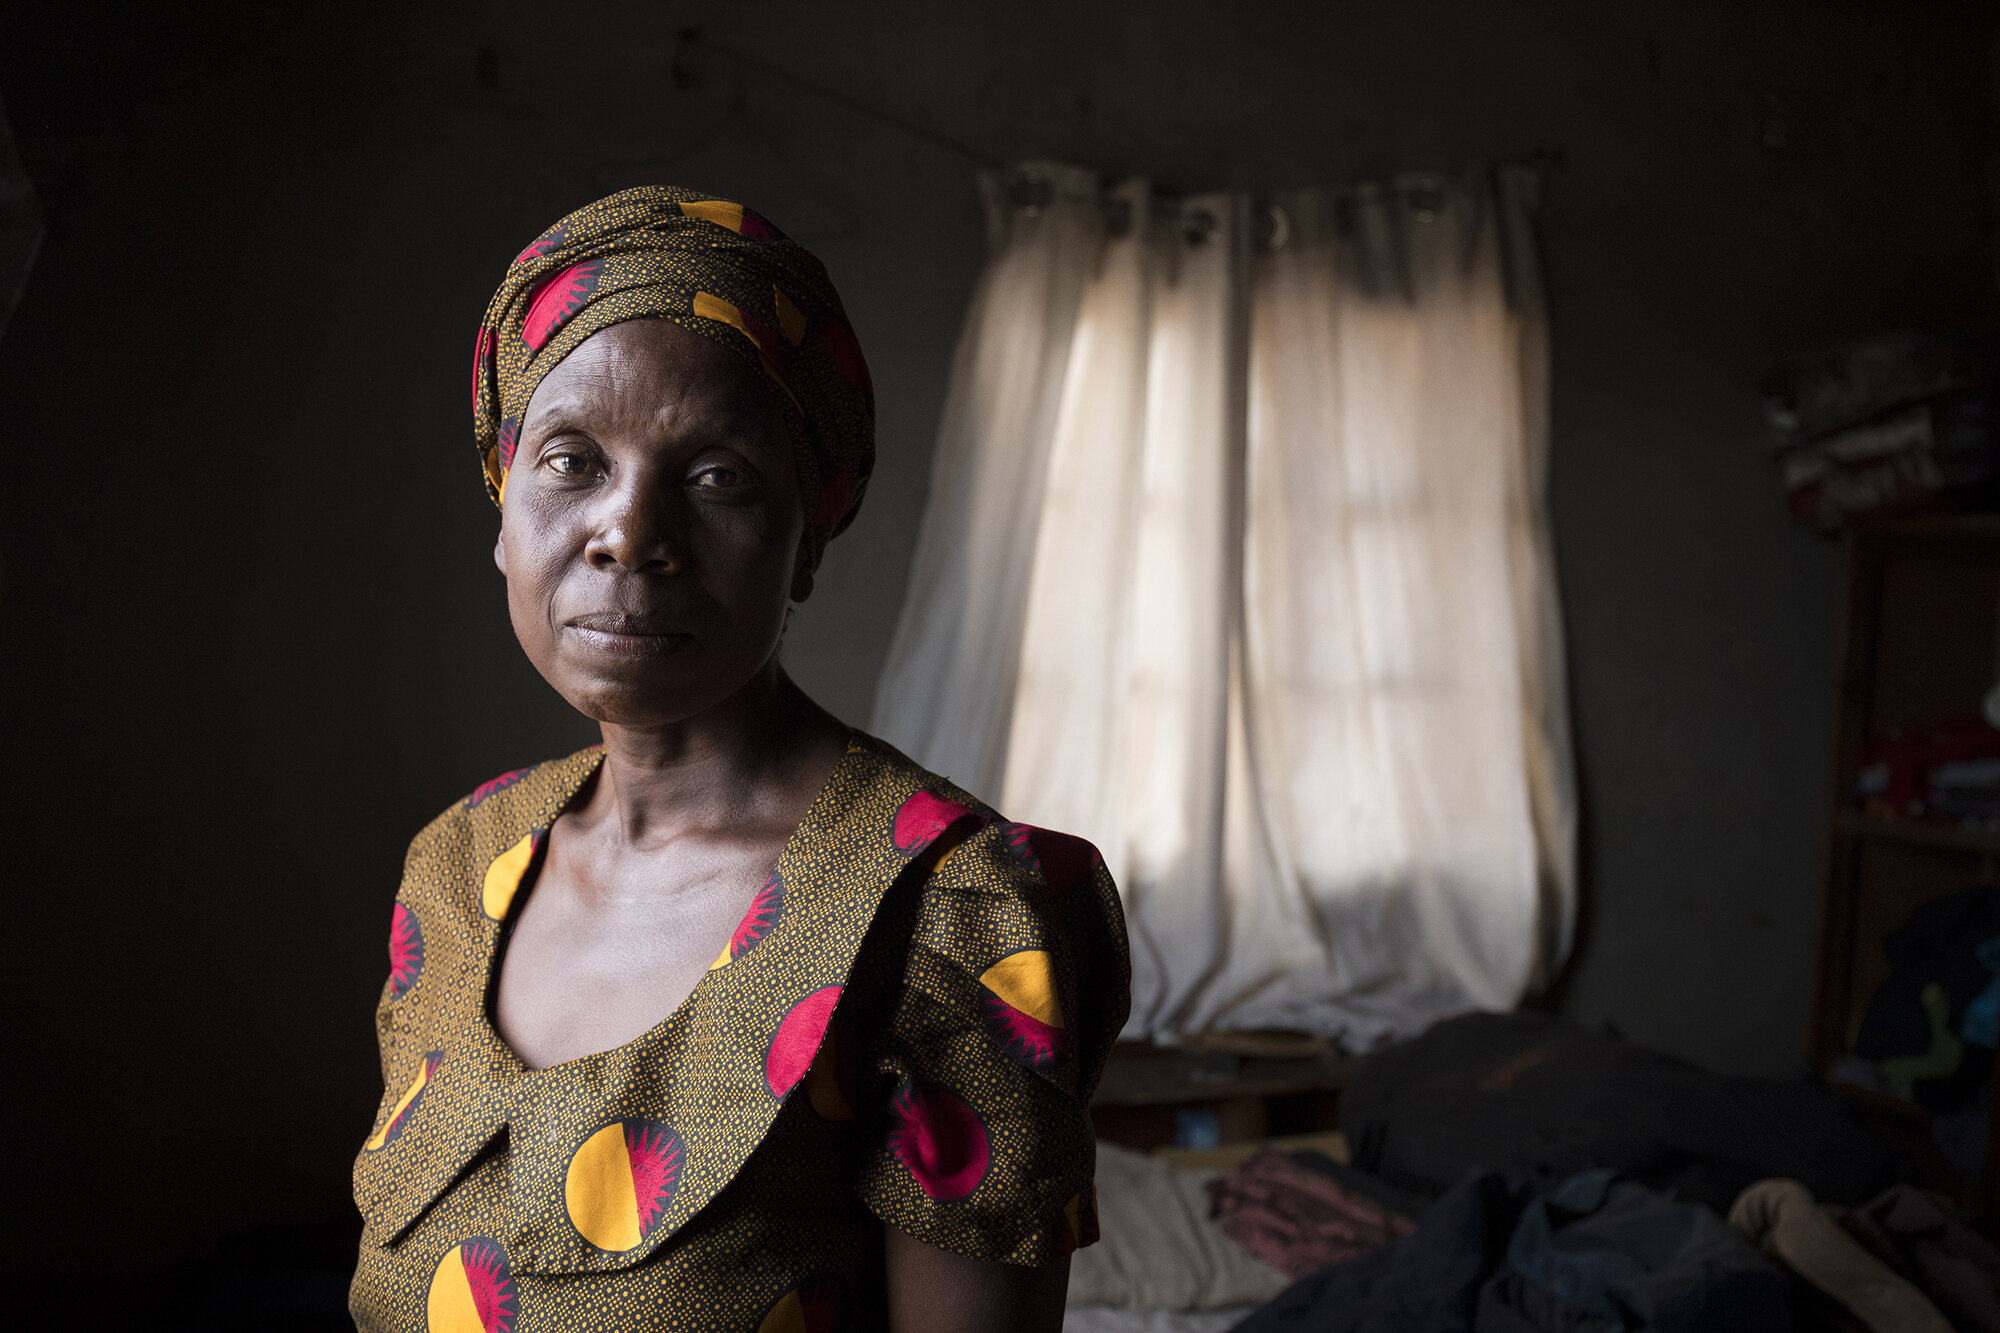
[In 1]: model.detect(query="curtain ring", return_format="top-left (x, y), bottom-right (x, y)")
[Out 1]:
top-left (1257, 204), bottom-right (1291, 253)
top-left (1183, 207), bottom-right (1218, 246)
top-left (1010, 172), bottom-right (1053, 218)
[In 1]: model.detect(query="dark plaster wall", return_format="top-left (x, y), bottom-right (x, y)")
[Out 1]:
top-left (0, 0), bottom-right (1992, 1285)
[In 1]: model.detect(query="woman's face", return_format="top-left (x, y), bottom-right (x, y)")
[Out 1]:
top-left (496, 318), bottom-right (810, 728)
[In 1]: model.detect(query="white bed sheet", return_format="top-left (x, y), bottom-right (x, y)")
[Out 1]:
top-left (1065, 1142), bottom-right (1287, 1322)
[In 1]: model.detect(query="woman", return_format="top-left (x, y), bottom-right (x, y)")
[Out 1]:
top-left (349, 187), bottom-right (1130, 1333)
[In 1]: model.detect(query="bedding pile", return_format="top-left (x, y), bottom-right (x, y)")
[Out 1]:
top-left (1063, 1140), bottom-right (1425, 1333)
top-left (1067, 1013), bottom-right (1994, 1331)
top-left (1793, 1181), bottom-right (2000, 1332)
top-left (1230, 1166), bottom-right (1787, 1333)
top-left (1341, 1011), bottom-right (1900, 1211)
top-left (1729, 1179), bottom-right (1956, 1333)
top-left (1205, 1148), bottom-right (1420, 1278)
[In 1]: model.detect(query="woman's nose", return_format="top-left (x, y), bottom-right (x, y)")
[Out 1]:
top-left (585, 477), bottom-right (684, 573)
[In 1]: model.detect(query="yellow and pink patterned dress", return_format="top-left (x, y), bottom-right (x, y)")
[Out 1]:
top-left (350, 733), bottom-right (1130, 1331)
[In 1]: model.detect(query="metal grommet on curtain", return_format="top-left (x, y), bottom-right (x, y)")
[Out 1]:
top-left (1010, 172), bottom-right (1053, 218)
top-left (1183, 207), bottom-right (1218, 246)
top-left (1256, 204), bottom-right (1291, 253)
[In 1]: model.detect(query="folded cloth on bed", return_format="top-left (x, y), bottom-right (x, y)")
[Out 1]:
top-left (1067, 1142), bottom-right (1292, 1312)
top-left (1343, 1011), bottom-right (1901, 1211)
top-left (1230, 1167), bottom-right (1788, 1333)
top-left (1206, 1149), bottom-right (1418, 1279)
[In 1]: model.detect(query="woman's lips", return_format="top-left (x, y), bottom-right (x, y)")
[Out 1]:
top-left (563, 614), bottom-right (692, 660)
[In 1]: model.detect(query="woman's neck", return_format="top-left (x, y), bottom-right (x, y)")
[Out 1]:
top-left (586, 661), bottom-right (843, 850)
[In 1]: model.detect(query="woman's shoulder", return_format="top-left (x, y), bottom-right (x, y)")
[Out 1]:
top-left (399, 746), bottom-right (605, 896)
top-left (846, 731), bottom-right (1113, 902)
top-left (843, 731), bottom-right (1133, 1088)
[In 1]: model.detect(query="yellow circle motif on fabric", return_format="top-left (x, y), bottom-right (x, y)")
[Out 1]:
top-left (425, 1247), bottom-right (484, 1333)
top-left (757, 1288), bottom-right (806, 1333)
top-left (565, 1122), bottom-right (644, 1252)
top-left (978, 950), bottom-right (1063, 1027)
top-left (365, 1051), bottom-right (440, 1151)
top-left (481, 832), bottom-right (537, 921)
top-left (424, 1238), bottom-right (513, 1333)
top-left (562, 1118), bottom-right (685, 1254)
top-left (678, 198), bottom-right (745, 232)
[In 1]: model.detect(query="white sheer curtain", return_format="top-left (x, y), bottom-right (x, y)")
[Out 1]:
top-left (873, 162), bottom-right (1575, 1049)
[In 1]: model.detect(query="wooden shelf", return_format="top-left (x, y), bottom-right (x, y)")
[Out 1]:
top-left (1830, 810), bottom-right (2000, 856)
top-left (1814, 518), bottom-right (2000, 1225)
top-left (1847, 513), bottom-right (2000, 541)
top-left (1090, 1046), bottom-right (1351, 1152)
top-left (1091, 1048), bottom-right (1351, 1107)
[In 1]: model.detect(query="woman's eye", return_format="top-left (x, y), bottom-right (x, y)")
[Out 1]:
top-left (545, 451), bottom-right (592, 476)
top-left (694, 465), bottom-right (745, 489)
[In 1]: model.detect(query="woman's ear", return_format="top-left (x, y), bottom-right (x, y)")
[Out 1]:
top-left (493, 529), bottom-right (508, 576)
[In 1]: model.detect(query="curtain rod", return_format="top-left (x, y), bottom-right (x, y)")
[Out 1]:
top-left (673, 28), bottom-right (1009, 170)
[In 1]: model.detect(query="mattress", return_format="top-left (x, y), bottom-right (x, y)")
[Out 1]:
top-left (1062, 1307), bottom-right (1253, 1333)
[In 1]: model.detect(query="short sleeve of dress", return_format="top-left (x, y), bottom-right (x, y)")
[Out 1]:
top-left (356, 803), bottom-right (472, 1215)
top-left (850, 813), bottom-right (1131, 1266)
top-left (374, 816), bottom-right (452, 1089)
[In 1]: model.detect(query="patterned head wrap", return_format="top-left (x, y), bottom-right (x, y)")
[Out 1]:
top-left (472, 186), bottom-right (875, 565)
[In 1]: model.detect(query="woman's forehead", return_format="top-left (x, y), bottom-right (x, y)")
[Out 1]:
top-left (525, 319), bottom-right (783, 434)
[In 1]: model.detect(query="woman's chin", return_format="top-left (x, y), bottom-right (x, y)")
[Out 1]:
top-left (551, 665), bottom-right (757, 731)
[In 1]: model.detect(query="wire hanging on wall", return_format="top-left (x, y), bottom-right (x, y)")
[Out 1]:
top-left (671, 28), bottom-right (1566, 255)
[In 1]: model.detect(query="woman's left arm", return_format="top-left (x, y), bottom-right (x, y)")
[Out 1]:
top-left (884, 1224), bottom-right (1070, 1333)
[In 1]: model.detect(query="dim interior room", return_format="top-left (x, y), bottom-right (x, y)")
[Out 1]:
top-left (1, 0), bottom-right (1996, 1326)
